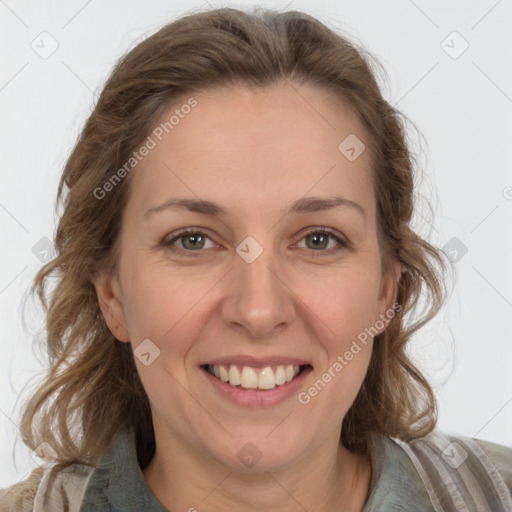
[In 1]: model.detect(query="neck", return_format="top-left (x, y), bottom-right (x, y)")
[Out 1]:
top-left (142, 429), bottom-right (372, 512)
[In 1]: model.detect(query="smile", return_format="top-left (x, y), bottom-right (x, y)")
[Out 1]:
top-left (204, 364), bottom-right (307, 390)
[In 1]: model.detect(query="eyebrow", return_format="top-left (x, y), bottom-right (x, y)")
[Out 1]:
top-left (143, 195), bottom-right (366, 222)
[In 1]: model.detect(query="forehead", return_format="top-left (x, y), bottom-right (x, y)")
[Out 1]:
top-left (126, 83), bottom-right (375, 220)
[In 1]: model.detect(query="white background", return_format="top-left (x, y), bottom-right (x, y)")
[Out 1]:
top-left (1, 0), bottom-right (511, 487)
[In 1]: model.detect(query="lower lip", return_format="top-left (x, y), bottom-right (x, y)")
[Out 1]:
top-left (200, 366), bottom-right (313, 407)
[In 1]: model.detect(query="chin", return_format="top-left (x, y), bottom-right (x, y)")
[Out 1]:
top-left (206, 429), bottom-right (312, 473)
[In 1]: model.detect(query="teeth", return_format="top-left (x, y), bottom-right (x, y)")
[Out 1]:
top-left (275, 365), bottom-right (286, 385)
top-left (207, 364), bottom-right (302, 390)
top-left (285, 365), bottom-right (295, 382)
top-left (219, 365), bottom-right (229, 382)
top-left (240, 366), bottom-right (258, 388)
top-left (258, 366), bottom-right (275, 390)
top-left (228, 365), bottom-right (241, 385)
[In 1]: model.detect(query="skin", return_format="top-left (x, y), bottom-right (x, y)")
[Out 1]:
top-left (94, 82), bottom-right (401, 511)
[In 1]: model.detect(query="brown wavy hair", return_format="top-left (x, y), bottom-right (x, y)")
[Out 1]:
top-left (4, 5), bottom-right (452, 505)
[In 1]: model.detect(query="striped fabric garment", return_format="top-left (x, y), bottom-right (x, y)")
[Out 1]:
top-left (390, 432), bottom-right (512, 512)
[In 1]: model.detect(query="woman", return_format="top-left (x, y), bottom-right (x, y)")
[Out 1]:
top-left (1, 6), bottom-right (511, 512)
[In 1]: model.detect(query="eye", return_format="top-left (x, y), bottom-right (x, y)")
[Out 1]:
top-left (161, 227), bottom-right (350, 257)
top-left (162, 229), bottom-right (217, 254)
top-left (295, 228), bottom-right (350, 255)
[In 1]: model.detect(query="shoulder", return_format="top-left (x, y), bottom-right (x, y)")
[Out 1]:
top-left (0, 466), bottom-right (44, 512)
top-left (389, 429), bottom-right (512, 511)
top-left (472, 437), bottom-right (512, 495)
top-left (0, 462), bottom-right (95, 512)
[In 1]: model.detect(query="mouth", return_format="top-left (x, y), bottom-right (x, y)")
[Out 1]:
top-left (201, 363), bottom-right (311, 391)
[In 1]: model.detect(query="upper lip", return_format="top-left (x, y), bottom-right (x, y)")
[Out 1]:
top-left (202, 355), bottom-right (312, 368)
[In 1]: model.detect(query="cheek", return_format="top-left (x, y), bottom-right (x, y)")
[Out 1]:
top-left (295, 265), bottom-right (381, 344)
top-left (120, 264), bottom-right (218, 351)
top-left (324, 345), bottom-right (373, 421)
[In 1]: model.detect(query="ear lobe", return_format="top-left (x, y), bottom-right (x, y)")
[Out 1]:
top-left (376, 259), bottom-right (402, 332)
top-left (93, 271), bottom-right (130, 342)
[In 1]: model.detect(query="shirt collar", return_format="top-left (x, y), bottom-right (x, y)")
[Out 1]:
top-left (363, 431), bottom-right (430, 511)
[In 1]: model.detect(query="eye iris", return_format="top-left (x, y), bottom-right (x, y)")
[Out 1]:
top-left (182, 233), bottom-right (205, 250)
top-left (307, 233), bottom-right (329, 250)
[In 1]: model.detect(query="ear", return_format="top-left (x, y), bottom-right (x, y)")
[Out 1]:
top-left (92, 270), bottom-right (130, 342)
top-left (375, 258), bottom-right (402, 333)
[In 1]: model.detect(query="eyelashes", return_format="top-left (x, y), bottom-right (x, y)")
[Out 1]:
top-left (161, 227), bottom-right (351, 257)
top-left (294, 229), bottom-right (350, 254)
top-left (162, 229), bottom-right (216, 254)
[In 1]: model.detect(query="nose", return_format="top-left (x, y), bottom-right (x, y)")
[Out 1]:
top-left (220, 243), bottom-right (296, 339)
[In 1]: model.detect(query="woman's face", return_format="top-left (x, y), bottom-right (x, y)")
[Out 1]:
top-left (95, 83), bottom-right (400, 471)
